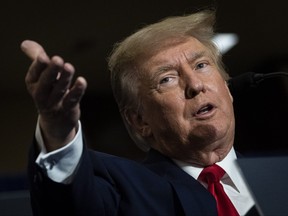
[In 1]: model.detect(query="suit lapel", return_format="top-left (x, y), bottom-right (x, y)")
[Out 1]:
top-left (144, 149), bottom-right (217, 215)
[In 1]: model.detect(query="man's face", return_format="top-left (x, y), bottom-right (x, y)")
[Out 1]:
top-left (136, 37), bottom-right (235, 165)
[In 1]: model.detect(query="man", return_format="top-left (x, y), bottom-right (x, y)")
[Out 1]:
top-left (22, 10), bottom-right (257, 215)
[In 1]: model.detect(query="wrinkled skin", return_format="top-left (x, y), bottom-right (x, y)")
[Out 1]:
top-left (127, 37), bottom-right (235, 166)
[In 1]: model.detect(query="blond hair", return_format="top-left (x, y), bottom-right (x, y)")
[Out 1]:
top-left (108, 10), bottom-right (228, 151)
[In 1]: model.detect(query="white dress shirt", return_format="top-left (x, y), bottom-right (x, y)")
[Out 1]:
top-left (174, 148), bottom-right (255, 216)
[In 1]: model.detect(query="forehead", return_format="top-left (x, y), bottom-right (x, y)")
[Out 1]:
top-left (140, 37), bottom-right (209, 72)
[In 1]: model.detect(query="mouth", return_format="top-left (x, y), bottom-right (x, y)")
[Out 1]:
top-left (194, 103), bottom-right (215, 118)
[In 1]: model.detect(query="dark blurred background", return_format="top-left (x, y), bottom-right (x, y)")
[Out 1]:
top-left (0, 0), bottom-right (288, 206)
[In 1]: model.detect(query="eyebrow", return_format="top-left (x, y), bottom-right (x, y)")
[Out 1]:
top-left (150, 50), bottom-right (207, 81)
top-left (186, 51), bottom-right (206, 63)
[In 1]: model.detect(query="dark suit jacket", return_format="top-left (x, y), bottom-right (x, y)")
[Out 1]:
top-left (28, 142), bottom-right (258, 216)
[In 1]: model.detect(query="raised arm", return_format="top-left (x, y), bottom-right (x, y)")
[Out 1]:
top-left (21, 40), bottom-right (87, 152)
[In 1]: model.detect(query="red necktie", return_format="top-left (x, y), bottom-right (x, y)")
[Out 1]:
top-left (198, 164), bottom-right (239, 216)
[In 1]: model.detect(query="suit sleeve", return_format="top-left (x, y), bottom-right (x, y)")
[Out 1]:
top-left (28, 135), bottom-right (120, 216)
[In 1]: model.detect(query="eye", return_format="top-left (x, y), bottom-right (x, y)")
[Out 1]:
top-left (195, 62), bottom-right (208, 70)
top-left (160, 77), bottom-right (172, 84)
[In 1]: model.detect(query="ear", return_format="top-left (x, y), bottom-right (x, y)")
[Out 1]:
top-left (123, 109), bottom-right (152, 137)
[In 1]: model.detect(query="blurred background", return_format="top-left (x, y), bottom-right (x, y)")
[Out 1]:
top-left (0, 0), bottom-right (288, 213)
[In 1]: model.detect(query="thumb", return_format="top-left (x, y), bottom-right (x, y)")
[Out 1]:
top-left (20, 40), bottom-right (48, 60)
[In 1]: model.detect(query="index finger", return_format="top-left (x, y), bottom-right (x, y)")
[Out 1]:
top-left (20, 40), bottom-right (48, 61)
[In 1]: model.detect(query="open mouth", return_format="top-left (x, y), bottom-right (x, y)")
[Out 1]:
top-left (195, 104), bottom-right (214, 116)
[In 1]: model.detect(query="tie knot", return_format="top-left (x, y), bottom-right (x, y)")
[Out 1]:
top-left (198, 164), bottom-right (239, 216)
top-left (198, 164), bottom-right (225, 183)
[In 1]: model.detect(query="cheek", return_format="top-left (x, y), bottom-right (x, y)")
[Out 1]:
top-left (213, 77), bottom-right (233, 104)
top-left (226, 84), bottom-right (233, 103)
top-left (210, 78), bottom-right (234, 121)
top-left (159, 96), bottom-right (186, 122)
top-left (144, 96), bottom-right (185, 128)
top-left (220, 90), bottom-right (235, 129)
top-left (146, 91), bottom-right (184, 112)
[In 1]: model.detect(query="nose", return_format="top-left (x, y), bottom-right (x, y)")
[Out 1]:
top-left (184, 71), bottom-right (205, 99)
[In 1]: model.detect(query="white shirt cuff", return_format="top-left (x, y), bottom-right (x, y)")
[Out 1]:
top-left (35, 119), bottom-right (83, 184)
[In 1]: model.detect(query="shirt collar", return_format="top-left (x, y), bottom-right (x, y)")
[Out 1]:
top-left (173, 147), bottom-right (243, 192)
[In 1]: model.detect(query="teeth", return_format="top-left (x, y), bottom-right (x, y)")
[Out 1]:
top-left (197, 105), bottom-right (212, 115)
